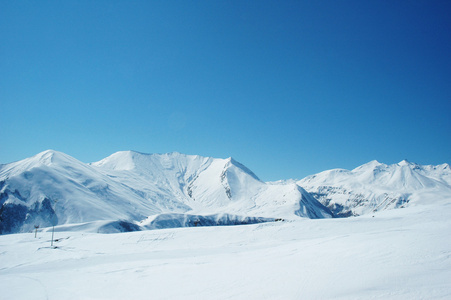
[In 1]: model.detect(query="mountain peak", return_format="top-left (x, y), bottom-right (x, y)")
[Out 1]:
top-left (91, 151), bottom-right (214, 173)
top-left (36, 149), bottom-right (60, 158)
top-left (32, 149), bottom-right (79, 166)
top-left (0, 150), bottom-right (84, 181)
top-left (226, 157), bottom-right (261, 182)
top-left (91, 150), bottom-right (139, 170)
top-left (352, 160), bottom-right (384, 172)
top-left (398, 159), bottom-right (411, 166)
top-left (38, 149), bottom-right (58, 155)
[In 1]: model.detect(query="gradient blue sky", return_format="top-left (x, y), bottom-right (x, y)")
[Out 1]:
top-left (1, 0), bottom-right (450, 181)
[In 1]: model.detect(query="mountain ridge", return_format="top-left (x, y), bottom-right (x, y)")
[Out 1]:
top-left (298, 159), bottom-right (451, 217)
top-left (0, 150), bottom-right (333, 234)
top-left (1, 150), bottom-right (450, 234)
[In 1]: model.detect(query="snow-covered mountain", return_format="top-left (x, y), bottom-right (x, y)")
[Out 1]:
top-left (298, 160), bottom-right (451, 217)
top-left (0, 150), bottom-right (331, 234)
top-left (2, 150), bottom-right (449, 234)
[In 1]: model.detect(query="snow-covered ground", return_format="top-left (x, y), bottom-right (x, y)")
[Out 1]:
top-left (1, 200), bottom-right (450, 300)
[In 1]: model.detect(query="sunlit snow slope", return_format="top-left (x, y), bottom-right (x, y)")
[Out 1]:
top-left (298, 160), bottom-right (451, 217)
top-left (0, 150), bottom-right (331, 234)
top-left (2, 202), bottom-right (450, 299)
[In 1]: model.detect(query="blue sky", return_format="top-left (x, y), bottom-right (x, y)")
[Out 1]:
top-left (1, 0), bottom-right (450, 181)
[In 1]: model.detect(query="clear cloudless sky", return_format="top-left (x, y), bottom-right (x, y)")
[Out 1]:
top-left (1, 0), bottom-right (450, 181)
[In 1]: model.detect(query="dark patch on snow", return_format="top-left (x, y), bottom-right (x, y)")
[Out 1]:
top-left (0, 191), bottom-right (8, 206)
top-left (97, 220), bottom-right (141, 234)
top-left (0, 197), bottom-right (58, 234)
top-left (144, 213), bottom-right (275, 230)
top-left (295, 187), bottom-right (334, 219)
top-left (0, 203), bottom-right (28, 234)
top-left (220, 170), bottom-right (232, 199)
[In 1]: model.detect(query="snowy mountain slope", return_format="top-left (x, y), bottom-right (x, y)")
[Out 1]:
top-left (0, 150), bottom-right (167, 234)
top-left (0, 150), bottom-right (331, 234)
top-left (1, 202), bottom-right (451, 299)
top-left (298, 160), bottom-right (451, 217)
top-left (3, 150), bottom-right (448, 234)
top-left (91, 151), bottom-right (332, 219)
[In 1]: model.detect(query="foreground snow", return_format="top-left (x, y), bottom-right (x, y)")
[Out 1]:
top-left (1, 201), bottom-right (450, 299)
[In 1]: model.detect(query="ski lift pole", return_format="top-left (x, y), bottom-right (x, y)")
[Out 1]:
top-left (50, 199), bottom-right (58, 248)
top-left (51, 225), bottom-right (55, 247)
top-left (34, 225), bottom-right (39, 238)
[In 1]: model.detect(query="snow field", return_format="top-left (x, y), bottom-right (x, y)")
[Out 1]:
top-left (1, 202), bottom-right (450, 300)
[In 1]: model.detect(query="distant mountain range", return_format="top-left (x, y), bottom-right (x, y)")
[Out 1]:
top-left (298, 159), bottom-right (451, 217)
top-left (1, 150), bottom-right (450, 234)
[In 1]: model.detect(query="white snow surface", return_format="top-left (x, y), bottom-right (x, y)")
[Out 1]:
top-left (1, 201), bottom-right (450, 299)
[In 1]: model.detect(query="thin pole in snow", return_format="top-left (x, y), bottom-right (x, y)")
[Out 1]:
top-left (50, 199), bottom-right (58, 248)
top-left (51, 225), bottom-right (55, 247)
